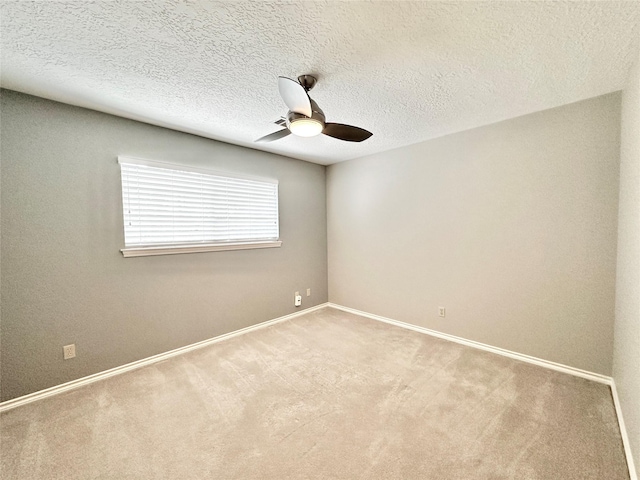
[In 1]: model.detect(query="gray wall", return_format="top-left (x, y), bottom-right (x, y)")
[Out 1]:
top-left (614, 50), bottom-right (640, 470)
top-left (327, 93), bottom-right (621, 376)
top-left (0, 90), bottom-right (328, 401)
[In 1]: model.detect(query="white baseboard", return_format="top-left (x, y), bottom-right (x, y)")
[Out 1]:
top-left (0, 303), bottom-right (328, 413)
top-left (328, 303), bottom-right (612, 384)
top-left (3, 301), bottom-right (635, 480)
top-left (611, 380), bottom-right (638, 480)
top-left (328, 303), bottom-right (640, 479)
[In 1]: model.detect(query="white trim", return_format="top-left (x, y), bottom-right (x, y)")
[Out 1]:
top-left (328, 303), bottom-right (638, 478)
top-left (117, 155), bottom-right (278, 184)
top-left (611, 380), bottom-right (638, 480)
top-left (0, 303), bottom-right (328, 413)
top-left (121, 240), bottom-right (282, 257)
top-left (2, 302), bottom-right (635, 479)
top-left (327, 303), bottom-right (613, 385)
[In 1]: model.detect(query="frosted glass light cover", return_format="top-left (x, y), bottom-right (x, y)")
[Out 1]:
top-left (289, 118), bottom-right (323, 137)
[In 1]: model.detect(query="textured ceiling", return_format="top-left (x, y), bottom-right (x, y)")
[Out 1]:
top-left (1, 1), bottom-right (639, 165)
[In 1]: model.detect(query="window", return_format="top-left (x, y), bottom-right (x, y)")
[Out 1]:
top-left (118, 156), bottom-right (281, 257)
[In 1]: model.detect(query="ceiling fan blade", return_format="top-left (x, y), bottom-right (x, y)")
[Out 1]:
top-left (323, 123), bottom-right (373, 142)
top-left (278, 76), bottom-right (312, 117)
top-left (255, 128), bottom-right (291, 143)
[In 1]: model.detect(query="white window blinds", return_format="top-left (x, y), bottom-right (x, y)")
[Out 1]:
top-left (119, 157), bottom-right (279, 253)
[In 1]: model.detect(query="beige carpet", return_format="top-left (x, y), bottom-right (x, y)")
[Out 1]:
top-left (0, 307), bottom-right (629, 479)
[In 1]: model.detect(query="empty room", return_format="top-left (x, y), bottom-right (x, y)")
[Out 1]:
top-left (1, 1), bottom-right (639, 479)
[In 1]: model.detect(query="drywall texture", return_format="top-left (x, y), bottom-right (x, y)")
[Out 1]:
top-left (0, 90), bottom-right (328, 401)
top-left (614, 51), bottom-right (640, 471)
top-left (1, 1), bottom-right (638, 164)
top-left (328, 93), bottom-right (621, 376)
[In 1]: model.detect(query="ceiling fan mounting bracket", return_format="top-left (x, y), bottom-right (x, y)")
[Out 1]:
top-left (297, 74), bottom-right (317, 91)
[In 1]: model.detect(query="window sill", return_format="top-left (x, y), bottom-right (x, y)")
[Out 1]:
top-left (121, 240), bottom-right (282, 258)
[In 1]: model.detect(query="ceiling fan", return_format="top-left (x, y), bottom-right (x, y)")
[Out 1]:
top-left (256, 75), bottom-right (373, 143)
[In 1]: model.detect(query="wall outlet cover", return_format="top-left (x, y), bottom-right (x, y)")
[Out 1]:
top-left (63, 344), bottom-right (76, 360)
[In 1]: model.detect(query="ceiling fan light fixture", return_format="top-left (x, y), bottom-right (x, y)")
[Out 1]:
top-left (255, 76), bottom-right (372, 144)
top-left (288, 117), bottom-right (324, 137)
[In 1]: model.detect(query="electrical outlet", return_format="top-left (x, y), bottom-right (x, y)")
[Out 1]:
top-left (438, 307), bottom-right (446, 317)
top-left (294, 292), bottom-right (302, 307)
top-left (306, 288), bottom-right (311, 296)
top-left (63, 344), bottom-right (76, 360)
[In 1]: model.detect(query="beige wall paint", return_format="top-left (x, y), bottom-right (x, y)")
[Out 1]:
top-left (0, 90), bottom-right (328, 401)
top-left (614, 50), bottom-right (640, 470)
top-left (328, 93), bottom-right (621, 376)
